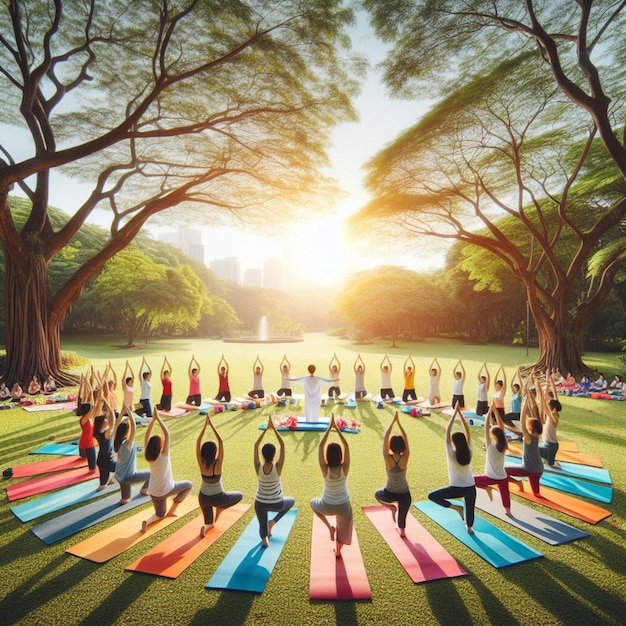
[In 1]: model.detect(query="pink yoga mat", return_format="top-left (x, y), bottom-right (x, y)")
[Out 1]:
top-left (309, 514), bottom-right (371, 601)
top-left (7, 467), bottom-right (98, 501)
top-left (362, 505), bottom-right (467, 583)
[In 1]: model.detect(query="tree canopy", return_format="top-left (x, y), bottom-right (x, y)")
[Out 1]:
top-left (354, 2), bottom-right (626, 372)
top-left (0, 0), bottom-right (362, 384)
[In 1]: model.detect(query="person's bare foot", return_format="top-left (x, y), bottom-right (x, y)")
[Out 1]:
top-left (261, 536), bottom-right (269, 548)
top-left (268, 519), bottom-right (276, 537)
top-left (200, 524), bottom-right (213, 538)
top-left (95, 484), bottom-right (105, 492)
top-left (119, 498), bottom-right (130, 505)
top-left (450, 504), bottom-right (464, 521)
top-left (466, 525), bottom-right (474, 535)
top-left (329, 525), bottom-right (336, 542)
top-left (505, 508), bottom-right (513, 517)
top-left (485, 486), bottom-right (494, 501)
top-left (399, 528), bottom-right (406, 538)
top-left (140, 487), bottom-right (149, 496)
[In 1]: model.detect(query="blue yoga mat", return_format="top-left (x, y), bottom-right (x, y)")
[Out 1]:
top-left (414, 500), bottom-right (543, 568)
top-left (31, 442), bottom-right (79, 456)
top-left (206, 509), bottom-right (297, 593)
top-left (31, 488), bottom-right (150, 545)
top-left (538, 473), bottom-right (612, 503)
top-left (505, 454), bottom-right (611, 485)
top-left (474, 490), bottom-right (589, 545)
top-left (11, 479), bottom-right (117, 522)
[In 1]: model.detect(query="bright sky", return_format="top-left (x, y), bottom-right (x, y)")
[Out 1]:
top-left (4, 12), bottom-right (445, 288)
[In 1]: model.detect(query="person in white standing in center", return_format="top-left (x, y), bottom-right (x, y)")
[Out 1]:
top-left (290, 364), bottom-right (338, 423)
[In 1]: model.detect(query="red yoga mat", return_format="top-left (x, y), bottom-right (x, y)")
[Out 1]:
top-left (7, 467), bottom-right (98, 501)
top-left (362, 505), bottom-right (467, 583)
top-left (11, 456), bottom-right (87, 478)
top-left (509, 481), bottom-right (611, 524)
top-left (126, 503), bottom-right (250, 578)
top-left (309, 514), bottom-right (371, 601)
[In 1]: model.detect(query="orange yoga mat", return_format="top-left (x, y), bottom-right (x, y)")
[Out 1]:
top-left (509, 481), bottom-right (611, 525)
top-left (66, 499), bottom-right (197, 562)
top-left (309, 514), bottom-right (371, 601)
top-left (7, 467), bottom-right (97, 501)
top-left (126, 503), bottom-right (249, 578)
top-left (507, 444), bottom-right (602, 468)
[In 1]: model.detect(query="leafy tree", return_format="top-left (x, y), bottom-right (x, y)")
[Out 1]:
top-left (337, 265), bottom-right (448, 346)
top-left (352, 42), bottom-right (626, 372)
top-left (83, 248), bottom-right (209, 347)
top-left (0, 0), bottom-right (360, 384)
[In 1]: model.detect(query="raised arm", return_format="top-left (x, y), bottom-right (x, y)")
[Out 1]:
top-left (155, 410), bottom-right (170, 455)
top-left (253, 417), bottom-right (269, 473)
top-left (319, 419), bottom-right (333, 473)
top-left (196, 415), bottom-right (209, 468)
top-left (334, 416), bottom-right (350, 475)
top-left (394, 411), bottom-right (410, 457)
top-left (274, 423), bottom-right (286, 474)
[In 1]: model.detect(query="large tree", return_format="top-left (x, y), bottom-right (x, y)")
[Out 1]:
top-left (0, 0), bottom-right (360, 384)
top-left (355, 3), bottom-right (626, 373)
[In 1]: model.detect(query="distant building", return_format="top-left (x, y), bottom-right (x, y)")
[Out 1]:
top-left (211, 256), bottom-right (241, 284)
top-left (243, 267), bottom-right (262, 288)
top-left (263, 258), bottom-right (284, 290)
top-left (161, 227), bottom-right (205, 264)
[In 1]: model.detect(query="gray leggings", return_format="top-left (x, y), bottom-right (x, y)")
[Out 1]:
top-left (199, 490), bottom-right (243, 525)
top-left (150, 480), bottom-right (193, 517)
top-left (254, 497), bottom-right (295, 540)
top-left (118, 470), bottom-right (150, 501)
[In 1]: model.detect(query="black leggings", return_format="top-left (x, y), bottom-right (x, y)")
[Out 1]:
top-left (428, 485), bottom-right (476, 528)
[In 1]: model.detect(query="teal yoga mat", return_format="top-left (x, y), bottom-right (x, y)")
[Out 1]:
top-left (474, 490), bottom-right (589, 545)
top-left (31, 488), bottom-right (150, 545)
top-left (258, 422), bottom-right (359, 434)
top-left (31, 442), bottom-right (79, 456)
top-left (206, 509), bottom-right (297, 593)
top-left (539, 473), bottom-right (612, 503)
top-left (414, 500), bottom-right (543, 568)
top-left (505, 454), bottom-right (611, 485)
top-left (11, 479), bottom-right (117, 522)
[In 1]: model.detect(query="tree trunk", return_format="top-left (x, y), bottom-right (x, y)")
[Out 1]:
top-left (3, 254), bottom-right (77, 387)
top-left (531, 298), bottom-right (587, 375)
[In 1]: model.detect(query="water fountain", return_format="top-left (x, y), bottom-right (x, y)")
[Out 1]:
top-left (223, 315), bottom-right (303, 344)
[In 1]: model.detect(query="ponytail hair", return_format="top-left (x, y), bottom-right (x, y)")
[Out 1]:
top-left (451, 431), bottom-right (471, 466)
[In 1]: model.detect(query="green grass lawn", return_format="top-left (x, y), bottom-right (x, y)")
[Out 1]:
top-left (1, 334), bottom-right (624, 625)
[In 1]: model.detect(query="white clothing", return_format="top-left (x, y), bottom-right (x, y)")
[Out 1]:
top-left (291, 375), bottom-right (335, 422)
top-left (477, 382), bottom-right (488, 402)
top-left (445, 442), bottom-right (474, 487)
top-left (149, 452), bottom-right (175, 497)
top-left (429, 374), bottom-right (441, 403)
top-left (484, 444), bottom-right (507, 480)
top-left (452, 378), bottom-right (464, 395)
top-left (256, 463), bottom-right (283, 503)
top-left (322, 467), bottom-right (350, 505)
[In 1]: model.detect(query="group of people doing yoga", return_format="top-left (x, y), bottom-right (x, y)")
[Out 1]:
top-left (73, 356), bottom-right (561, 548)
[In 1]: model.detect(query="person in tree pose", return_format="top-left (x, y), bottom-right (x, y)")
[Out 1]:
top-left (473, 404), bottom-right (511, 515)
top-left (538, 372), bottom-right (562, 469)
top-left (253, 416), bottom-right (295, 547)
top-left (141, 410), bottom-right (193, 532)
top-left (375, 411), bottom-right (411, 537)
top-left (197, 414), bottom-right (243, 536)
top-left (428, 405), bottom-right (476, 534)
top-left (94, 390), bottom-right (117, 492)
top-left (310, 415), bottom-right (353, 556)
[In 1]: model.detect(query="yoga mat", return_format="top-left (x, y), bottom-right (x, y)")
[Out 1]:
top-left (508, 481), bottom-right (612, 524)
top-left (474, 490), bottom-right (589, 545)
top-left (22, 401), bottom-right (77, 412)
top-left (158, 407), bottom-right (190, 418)
top-left (505, 454), bottom-right (610, 484)
top-left (30, 442), bottom-right (80, 456)
top-left (258, 422), bottom-right (359, 434)
top-left (362, 505), bottom-right (466, 583)
top-left (174, 401), bottom-right (210, 411)
top-left (417, 401), bottom-right (451, 410)
top-left (126, 503), bottom-right (250, 578)
top-left (10, 456), bottom-right (87, 478)
top-left (414, 500), bottom-right (543, 568)
top-left (206, 509), bottom-right (297, 593)
top-left (7, 466), bottom-right (98, 501)
top-left (309, 513), bottom-right (371, 600)
top-left (507, 444), bottom-right (603, 468)
top-left (11, 479), bottom-right (117, 522)
top-left (31, 488), bottom-right (151, 545)
top-left (66, 498), bottom-right (198, 563)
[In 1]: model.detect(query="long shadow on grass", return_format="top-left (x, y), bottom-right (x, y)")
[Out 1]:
top-left (567, 524), bottom-right (626, 576)
top-left (0, 553), bottom-right (94, 624)
top-left (189, 589), bottom-right (255, 625)
top-left (500, 554), bottom-right (626, 624)
top-left (334, 600), bottom-right (360, 624)
top-left (354, 403), bottom-right (386, 439)
top-left (558, 419), bottom-right (625, 449)
top-left (424, 577), bottom-right (474, 625)
top-left (78, 573), bottom-right (153, 625)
